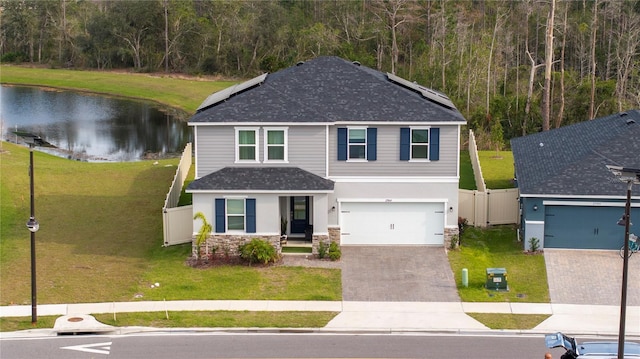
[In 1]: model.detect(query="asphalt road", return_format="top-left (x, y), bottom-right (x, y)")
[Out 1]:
top-left (0, 332), bottom-right (584, 359)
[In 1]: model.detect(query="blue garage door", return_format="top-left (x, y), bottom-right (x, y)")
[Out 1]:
top-left (544, 205), bottom-right (639, 249)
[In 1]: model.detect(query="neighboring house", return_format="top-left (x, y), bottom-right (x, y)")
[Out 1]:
top-left (511, 110), bottom-right (640, 250)
top-left (186, 56), bottom-right (467, 254)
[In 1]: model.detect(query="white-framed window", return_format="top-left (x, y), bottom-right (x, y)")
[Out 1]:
top-left (263, 127), bottom-right (288, 162)
top-left (410, 128), bottom-right (429, 160)
top-left (348, 127), bottom-right (367, 160)
top-left (226, 198), bottom-right (245, 231)
top-left (235, 127), bottom-right (259, 162)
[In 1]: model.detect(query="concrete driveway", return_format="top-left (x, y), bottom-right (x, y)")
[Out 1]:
top-left (544, 249), bottom-right (640, 305)
top-left (341, 246), bottom-right (460, 302)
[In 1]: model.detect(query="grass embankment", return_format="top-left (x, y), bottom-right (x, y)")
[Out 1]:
top-left (0, 65), bottom-right (235, 114)
top-left (0, 143), bottom-right (341, 331)
top-left (0, 312), bottom-right (338, 332)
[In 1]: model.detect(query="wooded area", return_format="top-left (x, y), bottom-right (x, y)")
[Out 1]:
top-left (2, 0), bottom-right (640, 144)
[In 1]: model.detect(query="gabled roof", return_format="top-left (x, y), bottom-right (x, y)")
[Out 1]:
top-left (189, 56), bottom-right (466, 124)
top-left (510, 110), bottom-right (640, 196)
top-left (186, 167), bottom-right (335, 192)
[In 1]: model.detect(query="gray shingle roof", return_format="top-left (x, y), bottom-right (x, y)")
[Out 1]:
top-left (510, 110), bottom-right (640, 196)
top-left (187, 167), bottom-right (335, 192)
top-left (189, 56), bottom-right (465, 124)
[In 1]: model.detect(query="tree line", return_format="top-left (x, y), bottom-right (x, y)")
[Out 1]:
top-left (2, 0), bottom-right (640, 147)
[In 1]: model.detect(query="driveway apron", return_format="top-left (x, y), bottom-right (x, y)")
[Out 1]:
top-left (341, 246), bottom-right (460, 302)
top-left (544, 249), bottom-right (640, 305)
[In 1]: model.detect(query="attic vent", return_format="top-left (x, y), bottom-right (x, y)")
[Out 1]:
top-left (620, 112), bottom-right (628, 117)
top-left (352, 61), bottom-right (361, 66)
top-left (296, 61), bottom-right (305, 66)
top-left (627, 119), bottom-right (636, 125)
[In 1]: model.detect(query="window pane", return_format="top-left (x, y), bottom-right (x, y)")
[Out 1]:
top-left (227, 199), bottom-right (244, 214)
top-left (268, 146), bottom-right (284, 160)
top-left (238, 130), bottom-right (255, 144)
top-left (349, 129), bottom-right (366, 143)
top-left (267, 130), bottom-right (284, 144)
top-left (227, 216), bottom-right (245, 230)
top-left (349, 144), bottom-right (366, 159)
top-left (412, 129), bottom-right (429, 143)
top-left (412, 145), bottom-right (428, 159)
top-left (239, 146), bottom-right (255, 160)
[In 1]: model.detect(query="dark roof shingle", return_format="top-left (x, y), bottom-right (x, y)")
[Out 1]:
top-left (189, 56), bottom-right (465, 124)
top-left (510, 110), bottom-right (640, 196)
top-left (187, 167), bottom-right (335, 192)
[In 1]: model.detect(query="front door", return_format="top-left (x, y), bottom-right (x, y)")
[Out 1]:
top-left (290, 196), bottom-right (309, 235)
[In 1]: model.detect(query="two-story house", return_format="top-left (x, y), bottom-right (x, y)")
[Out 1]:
top-left (186, 56), bottom-right (467, 254)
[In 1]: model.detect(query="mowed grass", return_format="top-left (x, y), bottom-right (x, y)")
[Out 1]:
top-left (0, 311), bottom-right (338, 332)
top-left (448, 226), bottom-right (550, 303)
top-left (0, 142), bottom-right (341, 308)
top-left (477, 151), bottom-right (515, 189)
top-left (0, 65), bottom-right (235, 114)
top-left (467, 313), bottom-right (550, 330)
top-left (459, 150), bottom-right (477, 190)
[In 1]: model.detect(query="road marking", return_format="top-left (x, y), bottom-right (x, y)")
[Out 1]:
top-left (61, 341), bottom-right (112, 355)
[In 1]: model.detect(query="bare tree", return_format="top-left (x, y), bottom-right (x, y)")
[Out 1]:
top-left (588, 0), bottom-right (598, 120)
top-left (541, 0), bottom-right (555, 131)
top-left (554, 2), bottom-right (568, 129)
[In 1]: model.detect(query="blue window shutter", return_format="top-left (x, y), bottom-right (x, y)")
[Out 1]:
top-left (215, 198), bottom-right (225, 233)
top-left (367, 128), bottom-right (377, 161)
top-left (400, 128), bottom-right (410, 161)
top-left (337, 128), bottom-right (347, 161)
top-left (430, 128), bottom-right (440, 161)
top-left (246, 198), bottom-right (256, 233)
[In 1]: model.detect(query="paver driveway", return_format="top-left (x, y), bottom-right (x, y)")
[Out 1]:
top-left (341, 246), bottom-right (460, 302)
top-left (545, 249), bottom-right (640, 305)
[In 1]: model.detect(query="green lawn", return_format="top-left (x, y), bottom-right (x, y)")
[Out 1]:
top-left (0, 65), bottom-right (234, 114)
top-left (477, 151), bottom-right (515, 189)
top-left (0, 311), bottom-right (338, 332)
top-left (459, 150), bottom-right (477, 190)
top-left (448, 225), bottom-right (550, 303)
top-left (0, 142), bottom-right (340, 308)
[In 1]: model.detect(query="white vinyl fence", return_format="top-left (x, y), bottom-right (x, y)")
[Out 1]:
top-left (459, 130), bottom-right (519, 227)
top-left (162, 143), bottom-right (193, 246)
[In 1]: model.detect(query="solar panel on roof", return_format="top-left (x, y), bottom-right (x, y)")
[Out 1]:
top-left (386, 73), bottom-right (456, 110)
top-left (196, 73), bottom-right (268, 112)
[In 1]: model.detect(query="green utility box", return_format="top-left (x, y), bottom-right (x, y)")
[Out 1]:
top-left (485, 268), bottom-right (508, 291)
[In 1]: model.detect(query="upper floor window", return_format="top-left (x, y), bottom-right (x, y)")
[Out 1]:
top-left (348, 128), bottom-right (367, 160)
top-left (264, 128), bottom-right (288, 162)
top-left (337, 127), bottom-right (377, 161)
top-left (400, 127), bottom-right (439, 161)
top-left (411, 128), bottom-right (429, 159)
top-left (236, 128), bottom-right (258, 162)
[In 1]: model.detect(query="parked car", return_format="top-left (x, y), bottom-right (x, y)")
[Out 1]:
top-left (545, 332), bottom-right (640, 358)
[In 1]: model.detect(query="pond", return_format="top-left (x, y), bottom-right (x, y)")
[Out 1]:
top-left (0, 85), bottom-right (192, 161)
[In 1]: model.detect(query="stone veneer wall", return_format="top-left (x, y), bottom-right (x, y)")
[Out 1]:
top-left (311, 235), bottom-right (329, 255)
top-left (328, 227), bottom-right (341, 245)
top-left (196, 235), bottom-right (282, 258)
top-left (444, 227), bottom-right (460, 249)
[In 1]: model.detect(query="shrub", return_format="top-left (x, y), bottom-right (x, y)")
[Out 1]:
top-left (449, 234), bottom-right (460, 250)
top-left (317, 241), bottom-right (328, 259)
top-left (328, 242), bottom-right (341, 261)
top-left (528, 237), bottom-right (540, 253)
top-left (238, 238), bottom-right (278, 265)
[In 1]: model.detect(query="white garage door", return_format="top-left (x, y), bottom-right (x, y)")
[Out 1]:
top-left (340, 202), bottom-right (445, 245)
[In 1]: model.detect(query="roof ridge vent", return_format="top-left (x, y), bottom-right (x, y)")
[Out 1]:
top-left (352, 61), bottom-right (361, 66)
top-left (296, 61), bottom-right (305, 66)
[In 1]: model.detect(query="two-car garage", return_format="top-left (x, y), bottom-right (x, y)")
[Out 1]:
top-left (339, 201), bottom-right (445, 245)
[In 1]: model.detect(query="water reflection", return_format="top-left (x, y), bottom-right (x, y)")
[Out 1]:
top-left (0, 85), bottom-right (191, 161)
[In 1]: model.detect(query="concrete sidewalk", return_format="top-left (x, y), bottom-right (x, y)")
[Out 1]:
top-left (1, 300), bottom-right (639, 337)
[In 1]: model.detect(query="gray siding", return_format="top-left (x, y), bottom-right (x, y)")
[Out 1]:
top-left (195, 125), bottom-right (326, 178)
top-left (328, 125), bottom-right (459, 177)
